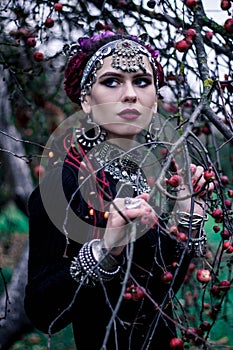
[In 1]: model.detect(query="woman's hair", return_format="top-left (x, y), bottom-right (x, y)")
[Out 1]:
top-left (64, 31), bottom-right (165, 105)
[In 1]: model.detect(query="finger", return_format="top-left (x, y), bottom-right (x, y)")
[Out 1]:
top-left (192, 166), bottom-right (204, 185)
top-left (135, 192), bottom-right (150, 202)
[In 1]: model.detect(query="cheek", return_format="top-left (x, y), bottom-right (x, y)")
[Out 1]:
top-left (91, 104), bottom-right (110, 125)
top-left (139, 89), bottom-right (157, 107)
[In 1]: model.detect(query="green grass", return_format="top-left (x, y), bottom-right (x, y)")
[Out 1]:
top-left (0, 202), bottom-right (28, 234)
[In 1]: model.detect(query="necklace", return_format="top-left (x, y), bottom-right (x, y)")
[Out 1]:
top-left (90, 142), bottom-right (151, 195)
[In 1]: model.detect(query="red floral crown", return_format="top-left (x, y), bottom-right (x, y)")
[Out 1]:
top-left (64, 31), bottom-right (165, 104)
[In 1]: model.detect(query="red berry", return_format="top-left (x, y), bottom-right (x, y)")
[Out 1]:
top-left (221, 0), bottom-right (231, 10)
top-left (224, 18), bottom-right (233, 33)
top-left (185, 327), bottom-right (197, 339)
top-left (222, 241), bottom-right (233, 254)
top-left (33, 51), bottom-right (44, 62)
top-left (161, 271), bottom-right (173, 283)
top-left (204, 168), bottom-right (215, 181)
top-left (221, 175), bottom-right (229, 185)
top-left (176, 232), bottom-right (187, 242)
top-left (175, 39), bottom-right (191, 52)
top-left (223, 241), bottom-right (231, 250)
top-left (218, 279), bottom-right (231, 291)
top-left (186, 28), bottom-right (196, 38)
top-left (185, 0), bottom-right (198, 8)
top-left (116, 0), bottom-right (127, 6)
top-left (147, 0), bottom-right (156, 8)
top-left (212, 208), bottom-right (223, 220)
top-left (45, 17), bottom-right (54, 28)
top-left (205, 31), bottom-right (213, 40)
top-left (183, 99), bottom-right (192, 108)
top-left (213, 225), bottom-right (221, 233)
top-left (200, 321), bottom-right (211, 331)
top-left (221, 229), bottom-right (230, 240)
top-left (54, 3), bottom-right (63, 11)
top-left (224, 199), bottom-right (232, 208)
top-left (188, 262), bottom-right (196, 273)
top-left (228, 189), bottom-right (233, 198)
top-left (201, 124), bottom-right (211, 135)
top-left (225, 246), bottom-right (233, 254)
top-left (124, 292), bottom-right (132, 300)
top-left (169, 337), bottom-right (184, 349)
top-left (27, 37), bottom-right (36, 47)
top-left (196, 269), bottom-right (211, 283)
top-left (167, 175), bottom-right (182, 187)
top-left (33, 164), bottom-right (45, 178)
top-left (167, 72), bottom-right (176, 81)
top-left (210, 285), bottom-right (221, 296)
top-left (135, 286), bottom-right (145, 299)
top-left (95, 22), bottom-right (106, 30)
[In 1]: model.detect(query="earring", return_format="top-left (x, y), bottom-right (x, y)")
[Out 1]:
top-left (145, 122), bottom-right (159, 143)
top-left (76, 114), bottom-right (107, 149)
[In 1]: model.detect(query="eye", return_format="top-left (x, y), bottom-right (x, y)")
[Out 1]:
top-left (134, 77), bottom-right (152, 87)
top-left (100, 78), bottom-right (120, 87)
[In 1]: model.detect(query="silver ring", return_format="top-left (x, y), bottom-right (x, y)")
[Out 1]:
top-left (125, 198), bottom-right (142, 209)
top-left (124, 197), bottom-right (132, 205)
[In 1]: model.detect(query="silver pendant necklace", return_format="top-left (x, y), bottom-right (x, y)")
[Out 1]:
top-left (92, 142), bottom-right (151, 195)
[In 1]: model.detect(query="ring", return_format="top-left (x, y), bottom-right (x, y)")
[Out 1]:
top-left (124, 197), bottom-right (132, 205)
top-left (124, 198), bottom-right (142, 209)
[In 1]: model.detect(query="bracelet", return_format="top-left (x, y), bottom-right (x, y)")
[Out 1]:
top-left (91, 239), bottom-right (123, 271)
top-left (175, 211), bottom-right (208, 231)
top-left (175, 231), bottom-right (207, 257)
top-left (187, 230), bottom-right (207, 257)
top-left (70, 239), bottom-right (121, 287)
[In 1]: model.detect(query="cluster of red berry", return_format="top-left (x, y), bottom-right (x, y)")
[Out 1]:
top-left (123, 284), bottom-right (146, 301)
top-left (32, 3), bottom-right (63, 62)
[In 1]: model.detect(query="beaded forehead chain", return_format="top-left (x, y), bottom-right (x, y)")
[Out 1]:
top-left (80, 39), bottom-right (158, 92)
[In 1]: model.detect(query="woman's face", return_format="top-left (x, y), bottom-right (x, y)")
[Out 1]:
top-left (81, 54), bottom-right (158, 142)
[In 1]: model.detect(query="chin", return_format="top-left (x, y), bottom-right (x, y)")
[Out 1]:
top-left (105, 124), bottom-right (144, 138)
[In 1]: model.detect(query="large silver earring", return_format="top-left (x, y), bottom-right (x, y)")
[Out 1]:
top-left (76, 115), bottom-right (106, 149)
top-left (145, 122), bottom-right (159, 143)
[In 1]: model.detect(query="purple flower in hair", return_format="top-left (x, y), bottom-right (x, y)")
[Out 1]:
top-left (78, 31), bottom-right (116, 51)
top-left (92, 30), bottom-right (116, 42)
top-left (78, 37), bottom-right (93, 51)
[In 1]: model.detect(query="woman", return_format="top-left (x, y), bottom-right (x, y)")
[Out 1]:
top-left (24, 31), bottom-right (211, 349)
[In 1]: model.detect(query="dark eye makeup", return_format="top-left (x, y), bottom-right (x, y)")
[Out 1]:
top-left (99, 75), bottom-right (153, 88)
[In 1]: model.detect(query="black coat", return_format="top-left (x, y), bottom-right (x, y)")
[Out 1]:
top-left (24, 136), bottom-right (192, 350)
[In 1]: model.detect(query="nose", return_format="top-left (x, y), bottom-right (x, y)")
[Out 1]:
top-left (122, 82), bottom-right (137, 103)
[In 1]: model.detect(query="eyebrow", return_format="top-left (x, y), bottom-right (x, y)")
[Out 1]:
top-left (98, 71), bottom-right (153, 79)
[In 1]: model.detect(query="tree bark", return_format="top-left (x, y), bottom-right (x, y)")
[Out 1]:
top-left (0, 67), bottom-right (34, 349)
top-left (0, 244), bottom-right (33, 350)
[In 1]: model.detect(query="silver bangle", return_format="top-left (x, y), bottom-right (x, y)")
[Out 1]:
top-left (175, 211), bottom-right (208, 230)
top-left (70, 239), bottom-right (121, 287)
top-left (91, 239), bottom-right (121, 271)
top-left (188, 231), bottom-right (207, 257)
top-left (175, 230), bottom-right (207, 257)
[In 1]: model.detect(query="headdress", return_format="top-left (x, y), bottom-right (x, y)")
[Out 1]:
top-left (64, 31), bottom-right (165, 104)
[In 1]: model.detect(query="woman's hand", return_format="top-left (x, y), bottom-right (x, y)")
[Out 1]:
top-left (176, 164), bottom-right (214, 216)
top-left (103, 193), bottom-right (158, 256)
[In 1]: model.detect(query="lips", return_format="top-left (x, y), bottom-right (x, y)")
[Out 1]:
top-left (118, 109), bottom-right (141, 120)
